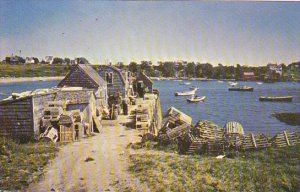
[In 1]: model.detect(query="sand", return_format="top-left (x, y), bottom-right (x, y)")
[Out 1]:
top-left (26, 111), bottom-right (149, 192)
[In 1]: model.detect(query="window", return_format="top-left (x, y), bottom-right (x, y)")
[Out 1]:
top-left (106, 72), bottom-right (113, 84)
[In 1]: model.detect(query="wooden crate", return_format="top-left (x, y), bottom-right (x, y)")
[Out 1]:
top-left (59, 125), bottom-right (74, 142)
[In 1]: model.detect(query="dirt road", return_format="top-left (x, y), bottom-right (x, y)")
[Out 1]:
top-left (27, 115), bottom-right (144, 192)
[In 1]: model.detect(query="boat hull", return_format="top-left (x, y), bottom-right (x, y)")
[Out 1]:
top-left (175, 92), bottom-right (195, 96)
top-left (187, 96), bottom-right (206, 103)
top-left (228, 87), bottom-right (253, 92)
top-left (259, 96), bottom-right (293, 102)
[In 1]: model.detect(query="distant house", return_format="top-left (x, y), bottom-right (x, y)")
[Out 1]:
top-left (98, 65), bottom-right (127, 98)
top-left (58, 64), bottom-right (108, 108)
top-left (25, 57), bottom-right (35, 64)
top-left (45, 56), bottom-right (54, 64)
top-left (243, 72), bottom-right (255, 81)
top-left (267, 63), bottom-right (282, 76)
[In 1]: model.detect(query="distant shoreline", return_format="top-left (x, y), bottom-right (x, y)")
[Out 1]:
top-left (0, 76), bottom-right (64, 84)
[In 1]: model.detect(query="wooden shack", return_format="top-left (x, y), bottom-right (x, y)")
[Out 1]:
top-left (0, 88), bottom-right (98, 141)
top-left (0, 90), bottom-right (57, 141)
top-left (97, 65), bottom-right (127, 98)
top-left (58, 64), bottom-right (108, 108)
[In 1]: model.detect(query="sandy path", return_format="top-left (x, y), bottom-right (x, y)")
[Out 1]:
top-left (27, 114), bottom-right (144, 192)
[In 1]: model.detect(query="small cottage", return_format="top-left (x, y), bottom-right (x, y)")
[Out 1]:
top-left (58, 64), bottom-right (108, 108)
top-left (97, 65), bottom-right (127, 98)
top-left (0, 88), bottom-right (98, 141)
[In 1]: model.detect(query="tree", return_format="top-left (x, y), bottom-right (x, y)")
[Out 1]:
top-left (186, 63), bottom-right (195, 78)
top-left (234, 64), bottom-right (243, 80)
top-left (64, 58), bottom-right (70, 65)
top-left (52, 57), bottom-right (64, 64)
top-left (5, 57), bottom-right (10, 63)
top-left (205, 63), bottom-right (213, 79)
top-left (213, 66), bottom-right (221, 79)
top-left (195, 65), bottom-right (203, 78)
top-left (128, 62), bottom-right (137, 73)
top-left (33, 57), bottom-right (39, 64)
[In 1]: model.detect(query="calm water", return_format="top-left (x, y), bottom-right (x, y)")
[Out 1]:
top-left (154, 80), bottom-right (300, 135)
top-left (0, 80), bottom-right (299, 135)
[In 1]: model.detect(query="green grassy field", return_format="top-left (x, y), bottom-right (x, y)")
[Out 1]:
top-left (0, 64), bottom-right (72, 77)
top-left (0, 137), bottom-right (59, 190)
top-left (124, 142), bottom-right (300, 192)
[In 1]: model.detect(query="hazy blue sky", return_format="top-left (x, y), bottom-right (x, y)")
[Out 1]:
top-left (0, 1), bottom-right (299, 66)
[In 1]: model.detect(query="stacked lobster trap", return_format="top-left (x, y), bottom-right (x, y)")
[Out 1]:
top-left (155, 107), bottom-right (300, 155)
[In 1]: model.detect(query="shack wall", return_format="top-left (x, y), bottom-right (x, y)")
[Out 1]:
top-left (32, 93), bottom-right (57, 135)
top-left (0, 97), bottom-right (34, 138)
top-left (98, 67), bottom-right (126, 97)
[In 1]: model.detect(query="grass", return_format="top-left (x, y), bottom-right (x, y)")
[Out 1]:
top-left (124, 141), bottom-right (300, 192)
top-left (0, 137), bottom-right (59, 190)
top-left (0, 64), bottom-right (72, 77)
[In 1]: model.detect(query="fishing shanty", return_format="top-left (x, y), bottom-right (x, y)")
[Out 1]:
top-left (0, 64), bottom-right (162, 143)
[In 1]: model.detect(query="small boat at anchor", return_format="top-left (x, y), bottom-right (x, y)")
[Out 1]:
top-left (175, 89), bottom-right (197, 96)
top-left (259, 96), bottom-right (293, 102)
top-left (189, 86), bottom-right (198, 90)
top-left (179, 81), bottom-right (191, 85)
top-left (187, 95), bottom-right (206, 103)
top-left (228, 86), bottom-right (254, 92)
top-left (228, 81), bottom-right (238, 87)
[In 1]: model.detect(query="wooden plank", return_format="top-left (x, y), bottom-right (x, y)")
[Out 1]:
top-left (251, 133), bottom-right (257, 148)
top-left (283, 131), bottom-right (290, 146)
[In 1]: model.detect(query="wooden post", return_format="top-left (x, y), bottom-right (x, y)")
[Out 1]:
top-left (251, 133), bottom-right (257, 148)
top-left (283, 131), bottom-right (290, 146)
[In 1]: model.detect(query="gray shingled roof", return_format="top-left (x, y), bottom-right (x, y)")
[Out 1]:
top-left (79, 64), bottom-right (106, 88)
top-left (98, 65), bottom-right (126, 84)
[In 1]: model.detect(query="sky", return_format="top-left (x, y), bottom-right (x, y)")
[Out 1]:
top-left (0, 1), bottom-right (299, 66)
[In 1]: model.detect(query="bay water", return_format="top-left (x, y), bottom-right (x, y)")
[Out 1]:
top-left (0, 80), bottom-right (299, 135)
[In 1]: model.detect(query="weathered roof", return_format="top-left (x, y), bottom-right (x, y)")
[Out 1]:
top-left (58, 64), bottom-right (106, 89)
top-left (79, 64), bottom-right (106, 88)
top-left (98, 65), bottom-right (126, 84)
top-left (138, 71), bottom-right (153, 85)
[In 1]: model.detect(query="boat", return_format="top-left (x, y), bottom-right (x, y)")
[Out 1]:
top-left (179, 81), bottom-right (191, 85)
top-left (189, 86), bottom-right (198, 90)
top-left (228, 86), bottom-right (254, 92)
top-left (257, 82), bottom-right (263, 85)
top-left (259, 96), bottom-right (293, 102)
top-left (175, 89), bottom-right (197, 96)
top-left (187, 96), bottom-right (206, 103)
top-left (228, 81), bottom-right (238, 87)
top-left (218, 80), bottom-right (223, 83)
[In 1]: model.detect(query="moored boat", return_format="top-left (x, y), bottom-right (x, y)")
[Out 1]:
top-left (189, 86), bottom-right (198, 90)
top-left (228, 86), bottom-right (254, 92)
top-left (175, 89), bottom-right (197, 96)
top-left (179, 81), bottom-right (191, 85)
top-left (259, 96), bottom-right (293, 102)
top-left (228, 81), bottom-right (238, 87)
top-left (187, 96), bottom-right (206, 103)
